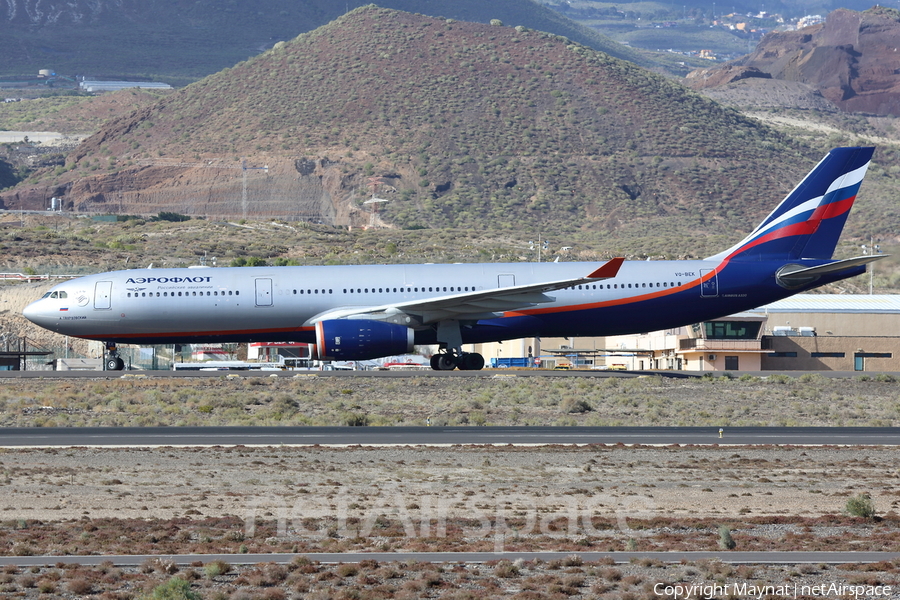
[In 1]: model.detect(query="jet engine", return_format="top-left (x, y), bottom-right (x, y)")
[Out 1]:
top-left (314, 320), bottom-right (415, 360)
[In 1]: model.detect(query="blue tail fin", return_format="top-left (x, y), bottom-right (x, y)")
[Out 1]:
top-left (708, 147), bottom-right (874, 262)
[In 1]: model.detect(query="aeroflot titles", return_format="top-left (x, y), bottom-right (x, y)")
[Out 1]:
top-left (126, 276), bottom-right (213, 284)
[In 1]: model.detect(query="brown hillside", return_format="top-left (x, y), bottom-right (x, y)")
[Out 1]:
top-left (688, 6), bottom-right (900, 116)
top-left (2, 6), bottom-right (810, 240)
top-left (0, 88), bottom-right (172, 135)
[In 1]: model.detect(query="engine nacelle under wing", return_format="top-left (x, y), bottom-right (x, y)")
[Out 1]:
top-left (314, 320), bottom-right (415, 360)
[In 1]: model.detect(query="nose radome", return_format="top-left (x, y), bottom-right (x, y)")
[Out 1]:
top-left (22, 301), bottom-right (45, 325)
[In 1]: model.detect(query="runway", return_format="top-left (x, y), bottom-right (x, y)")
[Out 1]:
top-left (2, 425), bottom-right (900, 447)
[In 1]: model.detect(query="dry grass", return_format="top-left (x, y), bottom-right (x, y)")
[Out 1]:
top-left (0, 374), bottom-right (899, 428)
top-left (0, 556), bottom-right (897, 599)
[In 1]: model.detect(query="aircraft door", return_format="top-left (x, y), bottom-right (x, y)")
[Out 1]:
top-left (699, 270), bottom-right (718, 298)
top-left (498, 274), bottom-right (515, 288)
top-left (94, 281), bottom-right (112, 310)
top-left (255, 278), bottom-right (273, 306)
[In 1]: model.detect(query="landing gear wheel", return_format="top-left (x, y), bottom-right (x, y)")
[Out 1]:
top-left (431, 354), bottom-right (458, 371)
top-left (104, 342), bottom-right (124, 371)
top-left (458, 353), bottom-right (485, 371)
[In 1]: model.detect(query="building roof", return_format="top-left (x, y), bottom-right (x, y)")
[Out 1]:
top-left (751, 294), bottom-right (900, 314)
top-left (79, 81), bottom-right (172, 92)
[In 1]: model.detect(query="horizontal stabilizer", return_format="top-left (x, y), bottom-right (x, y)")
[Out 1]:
top-left (777, 255), bottom-right (887, 287)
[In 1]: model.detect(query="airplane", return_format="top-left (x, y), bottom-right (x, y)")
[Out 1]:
top-left (24, 146), bottom-right (884, 371)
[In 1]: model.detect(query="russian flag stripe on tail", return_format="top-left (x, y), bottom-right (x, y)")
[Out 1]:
top-left (708, 147), bottom-right (874, 262)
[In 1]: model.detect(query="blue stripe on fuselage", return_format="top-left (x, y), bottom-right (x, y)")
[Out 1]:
top-left (454, 260), bottom-right (867, 344)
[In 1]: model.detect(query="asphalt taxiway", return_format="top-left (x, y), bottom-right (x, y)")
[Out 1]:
top-left (2, 425), bottom-right (899, 447)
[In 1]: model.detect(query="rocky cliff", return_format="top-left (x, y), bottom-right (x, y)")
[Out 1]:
top-left (687, 6), bottom-right (900, 116)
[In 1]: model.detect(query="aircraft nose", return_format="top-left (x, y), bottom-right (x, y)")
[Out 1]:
top-left (23, 300), bottom-right (50, 327)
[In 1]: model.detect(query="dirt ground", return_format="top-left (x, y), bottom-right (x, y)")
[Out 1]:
top-left (1, 444), bottom-right (900, 599)
top-left (2, 444), bottom-right (897, 539)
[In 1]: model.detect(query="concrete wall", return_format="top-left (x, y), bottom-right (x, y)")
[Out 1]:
top-left (761, 312), bottom-right (900, 337)
top-left (762, 336), bottom-right (900, 371)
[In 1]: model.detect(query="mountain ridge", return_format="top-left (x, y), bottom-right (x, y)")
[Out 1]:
top-left (2, 6), bottom-right (814, 242)
top-left (0, 0), bottom-right (658, 84)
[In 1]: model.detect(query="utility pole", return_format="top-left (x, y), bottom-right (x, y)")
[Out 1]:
top-left (861, 237), bottom-right (882, 294)
top-left (529, 234), bottom-right (549, 262)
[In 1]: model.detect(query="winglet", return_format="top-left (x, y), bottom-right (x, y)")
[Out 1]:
top-left (586, 257), bottom-right (624, 280)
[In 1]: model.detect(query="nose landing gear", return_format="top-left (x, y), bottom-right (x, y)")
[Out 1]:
top-left (104, 343), bottom-right (125, 371)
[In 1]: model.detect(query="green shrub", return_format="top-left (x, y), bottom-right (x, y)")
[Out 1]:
top-left (798, 373), bottom-right (825, 384)
top-left (204, 560), bottom-right (230, 579)
top-left (343, 412), bottom-right (370, 426)
top-left (141, 577), bottom-right (201, 600)
top-left (561, 397), bottom-right (592, 413)
top-left (718, 525), bottom-right (736, 550)
top-left (845, 493), bottom-right (876, 519)
top-left (153, 212), bottom-right (191, 222)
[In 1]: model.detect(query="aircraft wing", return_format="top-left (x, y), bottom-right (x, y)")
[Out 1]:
top-left (306, 257), bottom-right (624, 326)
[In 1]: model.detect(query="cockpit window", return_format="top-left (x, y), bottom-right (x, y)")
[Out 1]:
top-left (41, 292), bottom-right (51, 299)
top-left (58, 291), bottom-right (68, 299)
top-left (42, 291), bottom-right (69, 299)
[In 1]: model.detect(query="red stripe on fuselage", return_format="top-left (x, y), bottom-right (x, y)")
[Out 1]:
top-left (506, 276), bottom-right (706, 317)
top-left (79, 325), bottom-right (316, 341)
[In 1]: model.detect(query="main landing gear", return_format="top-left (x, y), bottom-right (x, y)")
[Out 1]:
top-left (428, 320), bottom-right (486, 371)
top-left (430, 351), bottom-right (485, 371)
top-left (104, 342), bottom-right (125, 371)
